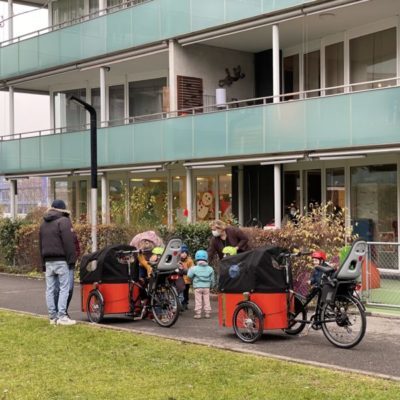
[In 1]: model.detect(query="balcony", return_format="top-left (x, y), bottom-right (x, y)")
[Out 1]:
top-left (1, 84), bottom-right (400, 174)
top-left (0, 0), bottom-right (313, 81)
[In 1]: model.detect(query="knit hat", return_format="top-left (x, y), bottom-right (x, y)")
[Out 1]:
top-left (51, 199), bottom-right (67, 210)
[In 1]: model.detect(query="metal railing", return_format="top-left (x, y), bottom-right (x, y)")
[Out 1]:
top-left (0, 0), bottom-right (151, 48)
top-left (0, 76), bottom-right (398, 142)
top-left (364, 242), bottom-right (400, 309)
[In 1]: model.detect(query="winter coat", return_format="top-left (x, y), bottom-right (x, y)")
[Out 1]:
top-left (39, 208), bottom-right (77, 270)
top-left (208, 226), bottom-right (249, 260)
top-left (180, 256), bottom-right (194, 284)
top-left (187, 261), bottom-right (215, 289)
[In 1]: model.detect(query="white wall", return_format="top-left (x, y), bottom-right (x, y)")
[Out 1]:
top-left (174, 44), bottom-right (255, 102)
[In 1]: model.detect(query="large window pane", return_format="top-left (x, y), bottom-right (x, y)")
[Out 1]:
top-left (129, 78), bottom-right (167, 121)
top-left (218, 174), bottom-right (232, 220)
top-left (54, 88), bottom-right (86, 131)
top-left (351, 165), bottom-right (397, 242)
top-left (325, 42), bottom-right (344, 95)
top-left (350, 28), bottom-right (396, 91)
top-left (172, 175), bottom-right (186, 223)
top-left (284, 171), bottom-right (300, 217)
top-left (304, 50), bottom-right (320, 98)
top-left (196, 176), bottom-right (215, 221)
top-left (129, 177), bottom-right (168, 226)
top-left (283, 54), bottom-right (299, 100)
top-left (326, 168), bottom-right (345, 213)
top-left (109, 85), bottom-right (125, 127)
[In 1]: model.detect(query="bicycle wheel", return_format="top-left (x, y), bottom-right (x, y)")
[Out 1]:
top-left (87, 290), bottom-right (104, 323)
top-left (151, 285), bottom-right (179, 328)
top-left (284, 294), bottom-right (307, 335)
top-left (321, 294), bottom-right (366, 349)
top-left (232, 301), bottom-right (263, 343)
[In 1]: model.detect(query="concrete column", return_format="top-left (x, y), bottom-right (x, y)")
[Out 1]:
top-left (8, 0), bottom-right (13, 42)
top-left (101, 173), bottom-right (109, 224)
top-left (168, 40), bottom-right (178, 115)
top-left (238, 165), bottom-right (244, 226)
top-left (100, 66), bottom-right (108, 127)
top-left (10, 179), bottom-right (17, 220)
top-left (274, 164), bottom-right (282, 229)
top-left (272, 24), bottom-right (280, 104)
top-left (185, 167), bottom-right (193, 223)
top-left (9, 86), bottom-right (14, 135)
top-left (99, 0), bottom-right (107, 15)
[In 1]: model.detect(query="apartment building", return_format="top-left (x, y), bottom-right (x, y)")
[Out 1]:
top-left (0, 0), bottom-right (399, 260)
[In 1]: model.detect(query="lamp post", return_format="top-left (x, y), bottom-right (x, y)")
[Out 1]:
top-left (69, 96), bottom-right (98, 252)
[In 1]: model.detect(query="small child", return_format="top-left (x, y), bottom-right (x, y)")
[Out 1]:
top-left (187, 250), bottom-right (215, 319)
top-left (179, 244), bottom-right (194, 310)
top-left (309, 250), bottom-right (328, 287)
top-left (222, 246), bottom-right (237, 257)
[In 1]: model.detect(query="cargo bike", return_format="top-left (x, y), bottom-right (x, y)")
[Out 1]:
top-left (218, 240), bottom-right (367, 349)
top-left (80, 238), bottom-right (182, 327)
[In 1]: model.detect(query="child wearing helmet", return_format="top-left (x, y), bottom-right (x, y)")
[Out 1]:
top-left (179, 244), bottom-right (194, 310)
top-left (222, 246), bottom-right (237, 257)
top-left (309, 250), bottom-right (328, 287)
top-left (187, 249), bottom-right (215, 319)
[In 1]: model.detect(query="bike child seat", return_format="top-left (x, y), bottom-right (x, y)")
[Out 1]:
top-left (334, 239), bottom-right (367, 280)
top-left (315, 265), bottom-right (335, 275)
top-left (156, 238), bottom-right (182, 271)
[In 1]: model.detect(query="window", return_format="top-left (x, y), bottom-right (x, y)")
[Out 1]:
top-left (172, 176), bottom-right (186, 223)
top-left (325, 42), bottom-right (344, 95)
top-left (350, 28), bottom-right (396, 91)
top-left (54, 88), bottom-right (86, 131)
top-left (129, 78), bottom-right (167, 121)
top-left (196, 176), bottom-right (215, 221)
top-left (326, 168), bottom-right (345, 213)
top-left (283, 54), bottom-right (299, 100)
top-left (284, 171), bottom-right (300, 215)
top-left (108, 85), bottom-right (125, 127)
top-left (304, 50), bottom-right (320, 98)
top-left (218, 174), bottom-right (232, 220)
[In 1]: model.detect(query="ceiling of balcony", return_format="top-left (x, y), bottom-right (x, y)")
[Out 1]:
top-left (197, 0), bottom-right (400, 53)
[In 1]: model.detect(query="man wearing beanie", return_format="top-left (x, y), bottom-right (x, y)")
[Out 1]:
top-left (39, 199), bottom-right (77, 325)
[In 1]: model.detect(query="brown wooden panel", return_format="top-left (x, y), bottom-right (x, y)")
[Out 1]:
top-left (177, 75), bottom-right (203, 113)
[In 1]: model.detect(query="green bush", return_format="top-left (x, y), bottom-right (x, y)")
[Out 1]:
top-left (0, 218), bottom-right (27, 266)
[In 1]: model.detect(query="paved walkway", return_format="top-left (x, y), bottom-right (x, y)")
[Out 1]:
top-left (1, 274), bottom-right (400, 380)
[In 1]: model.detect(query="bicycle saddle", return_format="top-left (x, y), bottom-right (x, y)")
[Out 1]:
top-left (315, 265), bottom-right (335, 274)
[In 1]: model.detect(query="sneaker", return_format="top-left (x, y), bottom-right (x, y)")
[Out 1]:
top-left (204, 314), bottom-right (211, 319)
top-left (194, 314), bottom-right (201, 319)
top-left (49, 318), bottom-right (57, 325)
top-left (57, 316), bottom-right (76, 326)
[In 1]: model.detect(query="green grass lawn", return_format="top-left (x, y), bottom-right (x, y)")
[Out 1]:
top-left (1, 311), bottom-right (399, 400)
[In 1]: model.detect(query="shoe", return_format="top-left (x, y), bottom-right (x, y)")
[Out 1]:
top-left (57, 316), bottom-right (76, 325)
top-left (49, 318), bottom-right (57, 325)
top-left (204, 314), bottom-right (210, 319)
top-left (194, 314), bottom-right (201, 319)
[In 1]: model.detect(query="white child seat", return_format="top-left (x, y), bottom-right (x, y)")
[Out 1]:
top-left (335, 239), bottom-right (367, 280)
top-left (157, 238), bottom-right (182, 271)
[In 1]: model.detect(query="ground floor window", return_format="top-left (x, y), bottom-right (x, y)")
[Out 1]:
top-left (172, 176), bottom-right (186, 223)
top-left (196, 176), bottom-right (216, 221)
top-left (326, 168), bottom-right (345, 213)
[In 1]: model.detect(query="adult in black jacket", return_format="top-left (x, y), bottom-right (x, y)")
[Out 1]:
top-left (39, 199), bottom-right (77, 325)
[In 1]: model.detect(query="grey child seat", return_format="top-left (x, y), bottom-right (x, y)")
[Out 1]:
top-left (335, 239), bottom-right (367, 280)
top-left (157, 238), bottom-right (182, 271)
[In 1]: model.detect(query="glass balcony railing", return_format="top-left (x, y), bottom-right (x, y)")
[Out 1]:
top-left (1, 82), bottom-right (399, 174)
top-left (0, 0), bottom-right (314, 80)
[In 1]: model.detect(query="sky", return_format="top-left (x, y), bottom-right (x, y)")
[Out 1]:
top-left (0, 3), bottom-right (50, 135)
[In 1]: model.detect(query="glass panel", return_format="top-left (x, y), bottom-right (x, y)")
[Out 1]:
top-left (172, 175), bottom-right (186, 223)
top-left (326, 168), bottom-right (345, 213)
top-left (16, 177), bottom-right (49, 215)
top-left (89, 0), bottom-right (99, 17)
top-left (351, 165), bottom-right (397, 242)
top-left (78, 180), bottom-right (88, 220)
top-left (196, 176), bottom-right (215, 221)
top-left (108, 84), bottom-right (125, 127)
top-left (109, 179), bottom-right (126, 223)
top-left (54, 180), bottom-right (70, 206)
top-left (284, 171), bottom-right (300, 219)
top-left (129, 177), bottom-right (168, 226)
top-left (305, 170), bottom-right (321, 212)
top-left (91, 88), bottom-right (101, 125)
top-left (304, 50), bottom-right (320, 98)
top-left (325, 42), bottom-right (344, 95)
top-left (350, 27), bottom-right (396, 91)
top-left (218, 174), bottom-right (232, 220)
top-left (283, 54), bottom-right (299, 100)
top-left (54, 88), bottom-right (86, 131)
top-left (128, 78), bottom-right (166, 121)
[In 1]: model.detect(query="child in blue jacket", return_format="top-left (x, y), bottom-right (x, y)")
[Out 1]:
top-left (187, 250), bottom-right (215, 319)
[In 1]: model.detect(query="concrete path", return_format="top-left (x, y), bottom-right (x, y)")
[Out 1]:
top-left (1, 274), bottom-right (399, 380)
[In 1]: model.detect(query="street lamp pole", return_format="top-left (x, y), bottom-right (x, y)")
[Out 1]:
top-left (69, 96), bottom-right (98, 252)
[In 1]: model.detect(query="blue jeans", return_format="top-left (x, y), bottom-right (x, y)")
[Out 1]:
top-left (45, 261), bottom-right (69, 320)
top-left (54, 268), bottom-right (74, 312)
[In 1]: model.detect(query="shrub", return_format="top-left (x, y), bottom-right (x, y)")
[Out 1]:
top-left (0, 218), bottom-right (27, 266)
